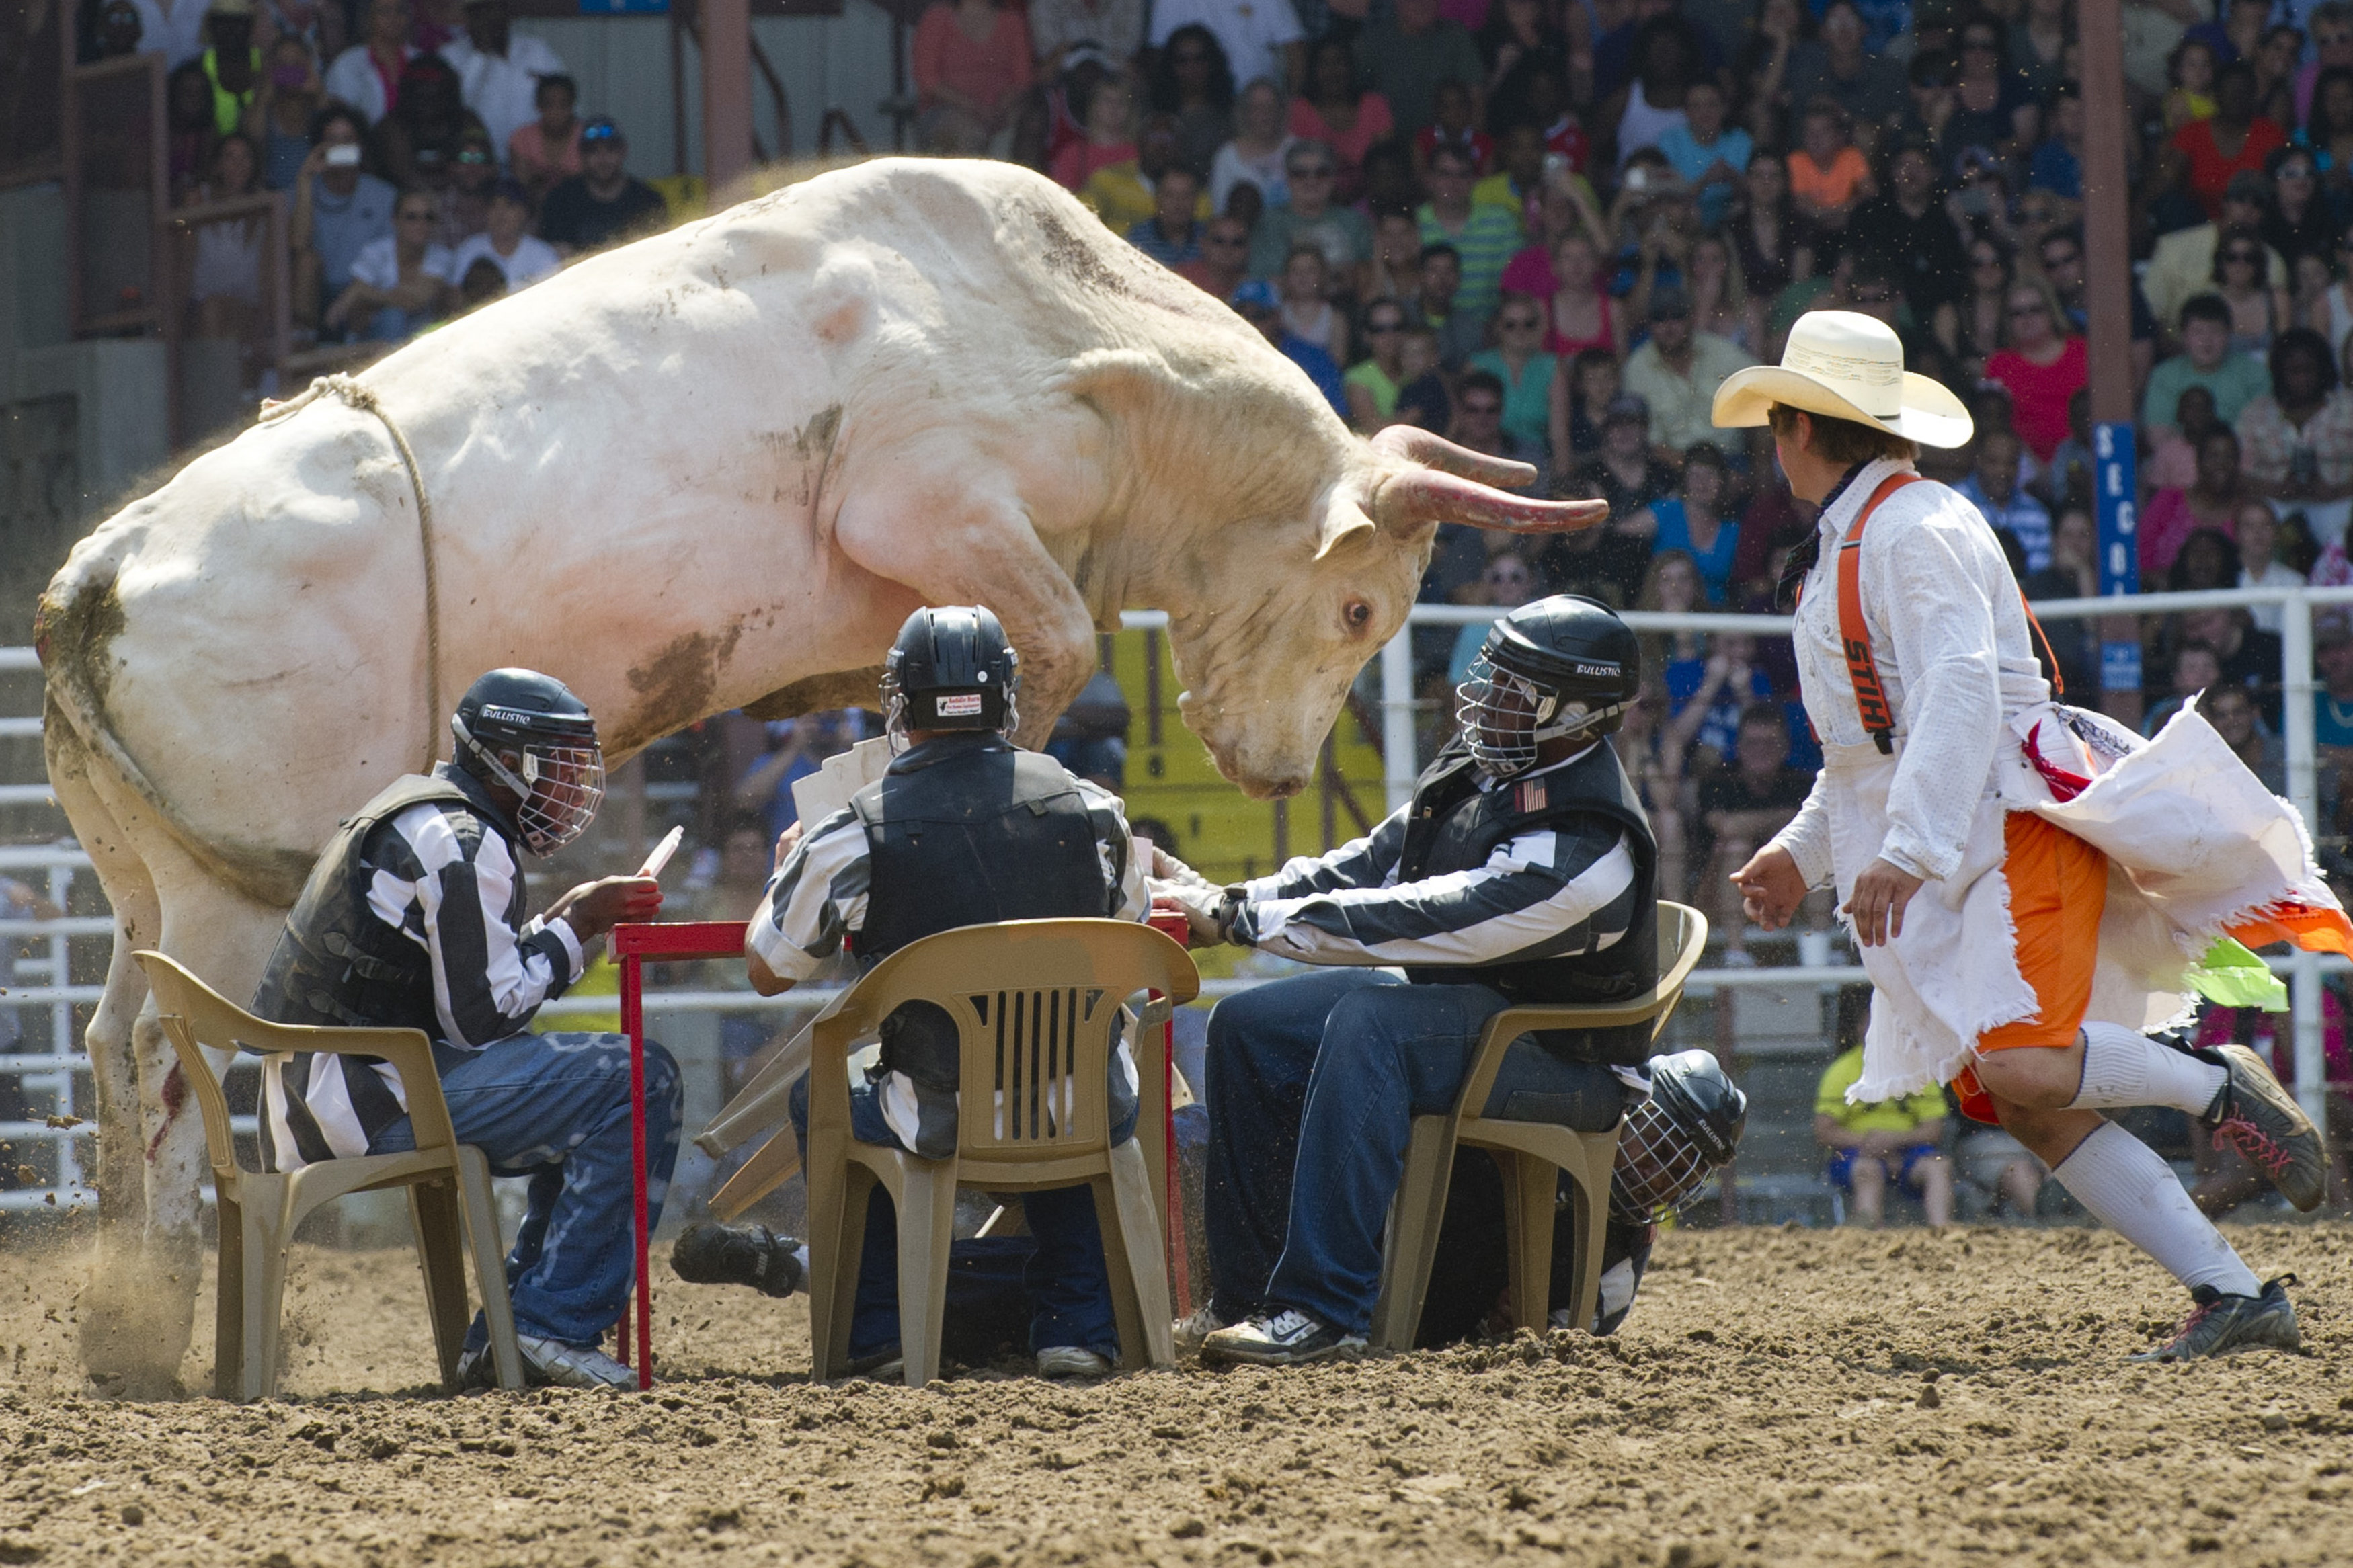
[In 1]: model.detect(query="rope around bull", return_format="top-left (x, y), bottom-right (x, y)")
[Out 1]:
top-left (260, 374), bottom-right (442, 772)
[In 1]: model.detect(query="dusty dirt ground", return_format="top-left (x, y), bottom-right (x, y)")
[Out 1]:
top-left (3, 1222), bottom-right (2350, 1568)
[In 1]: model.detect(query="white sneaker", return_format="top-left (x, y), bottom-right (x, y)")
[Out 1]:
top-left (1172, 1305), bottom-right (1224, 1356)
top-left (516, 1333), bottom-right (636, 1389)
top-left (1199, 1309), bottom-right (1365, 1367)
top-left (1035, 1345), bottom-right (1114, 1378)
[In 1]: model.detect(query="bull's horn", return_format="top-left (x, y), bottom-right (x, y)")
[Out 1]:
top-left (1368, 424), bottom-right (1540, 489)
top-left (1371, 467), bottom-right (1611, 534)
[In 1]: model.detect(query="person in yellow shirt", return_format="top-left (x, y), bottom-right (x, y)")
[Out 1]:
top-left (1815, 1041), bottom-right (1953, 1227)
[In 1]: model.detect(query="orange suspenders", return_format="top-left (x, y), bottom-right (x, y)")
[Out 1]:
top-left (1817, 472), bottom-right (2065, 757)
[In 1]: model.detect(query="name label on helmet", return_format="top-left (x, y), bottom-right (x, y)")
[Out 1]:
top-left (1574, 663), bottom-right (1620, 679)
top-left (477, 705), bottom-right (545, 726)
top-left (936, 694), bottom-right (985, 717)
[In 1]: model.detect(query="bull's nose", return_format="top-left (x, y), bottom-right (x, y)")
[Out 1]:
top-left (1265, 776), bottom-right (1307, 800)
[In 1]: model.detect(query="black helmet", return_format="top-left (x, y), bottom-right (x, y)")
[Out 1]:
top-left (1455, 595), bottom-right (1642, 778)
top-left (450, 668), bottom-right (605, 855)
top-left (1609, 1049), bottom-right (1749, 1223)
top-left (881, 606), bottom-right (1021, 743)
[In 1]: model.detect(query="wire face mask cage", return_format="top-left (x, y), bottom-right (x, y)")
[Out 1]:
top-left (1455, 655), bottom-right (1626, 779)
top-left (1609, 1093), bottom-right (1717, 1223)
top-left (452, 717), bottom-right (605, 855)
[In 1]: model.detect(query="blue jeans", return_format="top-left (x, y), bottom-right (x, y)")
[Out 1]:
top-left (372, 1030), bottom-right (682, 1349)
top-left (787, 1071), bottom-right (1130, 1359)
top-left (1204, 970), bottom-right (1624, 1336)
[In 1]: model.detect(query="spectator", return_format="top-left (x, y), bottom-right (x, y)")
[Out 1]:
top-left (1851, 134), bottom-right (1969, 326)
top-left (453, 253), bottom-right (505, 312)
top-left (2238, 327), bottom-right (2353, 548)
top-left (1956, 427), bottom-right (2054, 573)
top-left (1613, 677), bottom-right (1691, 897)
top-left (325, 185), bottom-right (453, 341)
top-left (1176, 211), bottom-right (1250, 298)
top-left (2234, 500), bottom-right (2308, 633)
top-left (197, 0), bottom-right (262, 142)
top-left (1685, 230), bottom-right (1757, 356)
top-left (187, 134), bottom-right (266, 341)
top-left (1699, 706), bottom-right (1813, 964)
top-left (2254, 20), bottom-right (2304, 130)
top-left (450, 178), bottom-right (557, 291)
top-left (2170, 525), bottom-right (2239, 593)
top-left (1413, 79), bottom-right (1492, 188)
top-left (255, 34), bottom-right (321, 191)
top-left (1667, 629), bottom-right (1778, 771)
top-left (1150, 0), bottom-right (1301, 107)
top-left (1466, 294), bottom-right (1554, 454)
top-left (2211, 222), bottom-right (2290, 360)
top-left (1983, 276), bottom-right (2086, 464)
top-left (1734, 0), bottom-right (1806, 144)
top-left (1548, 345), bottom-right (1624, 475)
top-left (1729, 151), bottom-right (1812, 311)
top-left (1285, 36), bottom-right (1392, 204)
top-left (131, 0), bottom-right (213, 70)
top-left (536, 117), bottom-right (665, 257)
top-left (1447, 370), bottom-right (1544, 493)
top-left (2021, 502), bottom-right (2101, 692)
top-left (1030, 0), bottom-right (1144, 76)
top-left (1367, 207), bottom-right (1427, 302)
top-left (1359, 0), bottom-right (1484, 138)
top-left (1960, 1126), bottom-right (2049, 1218)
top-left (2147, 294), bottom-right (2274, 442)
top-left (2206, 681), bottom-right (2288, 794)
top-left (1392, 324), bottom-right (1450, 431)
top-left (1783, 0), bottom-right (1905, 149)
top-left (1051, 73), bottom-right (1135, 193)
top-left (1579, 390), bottom-right (1681, 520)
top-left (1276, 244), bottom-right (1346, 363)
top-left (2174, 60), bottom-right (2288, 222)
top-left (324, 0), bottom-right (415, 125)
top-left (1941, 15), bottom-right (2039, 173)
top-left (290, 102), bottom-right (395, 329)
top-left (95, 0), bottom-right (145, 61)
top-left (2142, 171), bottom-right (2286, 333)
top-left (2182, 603), bottom-right (2286, 729)
top-left (2264, 146), bottom-right (2334, 271)
top-left (2314, 622), bottom-right (2353, 757)
top-left (1786, 97), bottom-right (1874, 237)
top-left (912, 0), bottom-right (1033, 155)
top-left (1655, 78), bottom-right (1749, 231)
top-left (2143, 641), bottom-right (2223, 736)
top-left (1445, 549), bottom-right (1538, 684)
top-left (1406, 243), bottom-right (1485, 370)
top-left (1209, 77), bottom-right (1293, 214)
top-left (1247, 138), bottom-right (1371, 282)
top-left (2011, 0), bottom-right (2071, 102)
top-left (1473, 122), bottom-right (1570, 235)
top-left (1230, 279), bottom-right (1346, 418)
top-left (441, 0), bottom-right (561, 165)
top-left (2165, 35), bottom-right (2220, 132)
top-left (167, 60), bottom-right (218, 202)
top-left (1538, 231), bottom-right (1621, 358)
top-left (1127, 165), bottom-right (1207, 267)
top-left (2145, 425), bottom-right (2255, 577)
top-left (366, 52), bottom-right (477, 194)
top-left (1611, 13), bottom-right (1697, 170)
top-left (1816, 1029), bottom-right (1955, 1229)
top-left (1344, 297), bottom-right (1411, 430)
top-left (2300, 5), bottom-right (2353, 122)
top-left (1417, 142), bottom-right (1523, 325)
top-left (1478, 0), bottom-right (1569, 99)
top-left (1148, 22), bottom-right (1235, 175)
top-left (1622, 286), bottom-right (1759, 460)
top-left (2038, 225), bottom-right (2159, 392)
top-left (506, 71), bottom-right (580, 198)
top-left (1624, 442), bottom-right (1740, 604)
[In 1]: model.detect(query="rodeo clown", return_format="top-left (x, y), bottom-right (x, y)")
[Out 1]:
top-left (1150, 597), bottom-right (1748, 1366)
top-left (253, 669), bottom-right (673, 1389)
top-left (1722, 311), bottom-right (2349, 1361)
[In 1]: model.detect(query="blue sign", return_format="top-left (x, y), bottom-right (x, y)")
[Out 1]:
top-left (2094, 420), bottom-right (2140, 692)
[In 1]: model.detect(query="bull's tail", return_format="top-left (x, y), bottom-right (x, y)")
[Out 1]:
top-left (36, 575), bottom-right (309, 911)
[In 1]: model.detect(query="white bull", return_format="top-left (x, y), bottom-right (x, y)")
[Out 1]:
top-left (38, 157), bottom-right (1600, 1389)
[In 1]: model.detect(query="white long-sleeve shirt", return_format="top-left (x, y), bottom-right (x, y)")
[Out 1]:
top-left (1769, 458), bottom-right (2052, 888)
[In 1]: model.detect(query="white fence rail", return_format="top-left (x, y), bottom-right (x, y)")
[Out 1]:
top-left (5, 589), bottom-right (2349, 1211)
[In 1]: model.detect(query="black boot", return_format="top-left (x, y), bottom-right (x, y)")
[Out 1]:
top-left (670, 1222), bottom-right (805, 1298)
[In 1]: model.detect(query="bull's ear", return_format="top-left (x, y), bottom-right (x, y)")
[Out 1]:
top-left (1314, 503), bottom-right (1376, 561)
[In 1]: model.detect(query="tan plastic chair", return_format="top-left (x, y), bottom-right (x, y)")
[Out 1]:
top-left (801, 919), bottom-right (1199, 1386)
top-left (1369, 902), bottom-right (1708, 1351)
top-left (134, 951), bottom-right (523, 1399)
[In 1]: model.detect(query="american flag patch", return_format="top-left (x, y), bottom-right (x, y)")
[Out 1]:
top-left (1515, 778), bottom-right (1547, 813)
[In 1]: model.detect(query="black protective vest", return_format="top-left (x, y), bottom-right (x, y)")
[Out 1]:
top-left (1396, 741), bottom-right (1660, 1064)
top-left (252, 771), bottom-right (500, 1034)
top-left (846, 736), bottom-right (1113, 1092)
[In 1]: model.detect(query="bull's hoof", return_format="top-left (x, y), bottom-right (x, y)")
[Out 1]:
top-left (77, 1237), bottom-right (200, 1399)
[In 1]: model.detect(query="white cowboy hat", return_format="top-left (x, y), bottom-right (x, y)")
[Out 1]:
top-left (1710, 309), bottom-right (1973, 448)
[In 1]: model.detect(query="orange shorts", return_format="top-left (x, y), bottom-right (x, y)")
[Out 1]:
top-left (1952, 813), bottom-right (2108, 1123)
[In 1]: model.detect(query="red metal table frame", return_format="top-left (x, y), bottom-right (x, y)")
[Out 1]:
top-left (612, 914), bottom-right (1194, 1390)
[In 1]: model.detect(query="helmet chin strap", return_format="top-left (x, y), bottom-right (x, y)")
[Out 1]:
top-left (452, 715), bottom-right (532, 800)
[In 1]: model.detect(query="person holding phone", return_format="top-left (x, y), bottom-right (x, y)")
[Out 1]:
top-left (290, 102), bottom-right (395, 329)
top-left (251, 669), bottom-right (671, 1389)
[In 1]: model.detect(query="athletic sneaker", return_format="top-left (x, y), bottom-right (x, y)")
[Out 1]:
top-left (669, 1221), bottom-right (806, 1297)
top-left (461, 1333), bottom-right (637, 1389)
top-left (1199, 1309), bottom-right (1365, 1367)
top-left (2128, 1276), bottom-right (2302, 1362)
top-left (2204, 1045), bottom-right (2327, 1212)
top-left (1035, 1346), bottom-right (1114, 1378)
top-left (1173, 1305), bottom-right (1226, 1357)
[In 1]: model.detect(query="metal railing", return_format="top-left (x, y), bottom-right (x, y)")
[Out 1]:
top-left (5, 586), bottom-right (2350, 1210)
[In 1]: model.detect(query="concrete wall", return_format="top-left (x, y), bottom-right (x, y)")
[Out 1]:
top-left (516, 5), bottom-right (904, 181)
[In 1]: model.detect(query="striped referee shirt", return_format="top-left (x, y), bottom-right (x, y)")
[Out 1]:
top-left (264, 787), bottom-right (584, 1169)
top-left (745, 774), bottom-right (1150, 1152)
top-left (1230, 746), bottom-right (1641, 968)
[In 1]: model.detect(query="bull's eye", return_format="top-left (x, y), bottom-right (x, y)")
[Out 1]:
top-left (1345, 598), bottom-right (1374, 632)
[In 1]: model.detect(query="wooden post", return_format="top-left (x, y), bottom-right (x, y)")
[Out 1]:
top-left (701, 0), bottom-right (754, 195)
top-left (2079, 0), bottom-right (2144, 725)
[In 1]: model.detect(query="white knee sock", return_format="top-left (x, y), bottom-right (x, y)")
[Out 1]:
top-left (2052, 1121), bottom-right (2260, 1296)
top-left (2068, 1021), bottom-right (2227, 1115)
